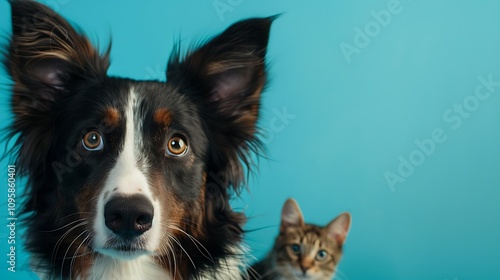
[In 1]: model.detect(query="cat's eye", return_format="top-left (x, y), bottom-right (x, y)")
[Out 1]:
top-left (166, 135), bottom-right (188, 156)
top-left (82, 131), bottom-right (103, 151)
top-left (316, 249), bottom-right (328, 261)
top-left (290, 244), bottom-right (301, 254)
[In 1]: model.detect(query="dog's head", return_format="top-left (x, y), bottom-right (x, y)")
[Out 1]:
top-left (5, 0), bottom-right (272, 277)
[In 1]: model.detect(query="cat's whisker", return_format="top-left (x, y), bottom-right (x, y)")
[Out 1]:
top-left (333, 267), bottom-right (350, 280)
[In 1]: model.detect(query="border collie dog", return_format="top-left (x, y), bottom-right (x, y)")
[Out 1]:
top-left (4, 0), bottom-right (273, 279)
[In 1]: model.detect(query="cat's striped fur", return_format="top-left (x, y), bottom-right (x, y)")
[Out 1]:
top-left (250, 199), bottom-right (351, 280)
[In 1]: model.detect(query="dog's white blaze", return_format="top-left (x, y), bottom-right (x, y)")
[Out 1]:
top-left (94, 88), bottom-right (162, 255)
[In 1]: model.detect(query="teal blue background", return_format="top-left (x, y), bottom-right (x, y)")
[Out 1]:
top-left (1, 0), bottom-right (500, 279)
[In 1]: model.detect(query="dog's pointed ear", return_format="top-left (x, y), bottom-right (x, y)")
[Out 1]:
top-left (6, 0), bottom-right (110, 115)
top-left (167, 17), bottom-right (275, 187)
top-left (168, 17), bottom-right (274, 119)
top-left (4, 0), bottom-right (110, 179)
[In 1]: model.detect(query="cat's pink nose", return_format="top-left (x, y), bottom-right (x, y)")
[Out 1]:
top-left (300, 264), bottom-right (312, 275)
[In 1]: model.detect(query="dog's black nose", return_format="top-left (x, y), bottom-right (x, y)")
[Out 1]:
top-left (104, 195), bottom-right (154, 237)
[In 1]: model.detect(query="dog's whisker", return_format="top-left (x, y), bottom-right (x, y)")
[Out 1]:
top-left (167, 224), bottom-right (214, 263)
top-left (80, 194), bottom-right (101, 213)
top-left (51, 221), bottom-right (88, 266)
top-left (68, 232), bottom-right (91, 279)
top-left (176, 218), bottom-right (211, 239)
top-left (38, 218), bottom-right (89, 233)
top-left (60, 229), bottom-right (89, 280)
top-left (168, 238), bottom-right (179, 279)
top-left (167, 233), bottom-right (196, 270)
top-left (245, 265), bottom-right (261, 280)
top-left (54, 212), bottom-right (92, 222)
top-left (162, 235), bottom-right (178, 279)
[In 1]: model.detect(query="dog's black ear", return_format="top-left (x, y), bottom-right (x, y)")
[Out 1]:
top-left (6, 0), bottom-right (109, 116)
top-left (167, 17), bottom-right (275, 187)
top-left (4, 0), bottom-right (109, 176)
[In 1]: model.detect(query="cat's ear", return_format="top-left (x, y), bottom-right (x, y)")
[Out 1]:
top-left (326, 213), bottom-right (351, 245)
top-left (280, 198), bottom-right (304, 231)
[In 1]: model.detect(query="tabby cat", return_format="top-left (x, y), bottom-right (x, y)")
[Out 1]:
top-left (249, 198), bottom-right (351, 280)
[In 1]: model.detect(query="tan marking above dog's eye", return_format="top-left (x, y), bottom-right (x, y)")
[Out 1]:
top-left (104, 107), bottom-right (120, 127)
top-left (154, 108), bottom-right (172, 127)
top-left (82, 131), bottom-right (103, 151)
top-left (166, 135), bottom-right (188, 156)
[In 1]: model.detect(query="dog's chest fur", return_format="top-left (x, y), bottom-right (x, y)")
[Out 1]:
top-left (82, 256), bottom-right (171, 280)
top-left (86, 255), bottom-right (242, 280)
top-left (35, 251), bottom-right (245, 280)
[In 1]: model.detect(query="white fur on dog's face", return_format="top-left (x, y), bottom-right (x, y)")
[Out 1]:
top-left (93, 89), bottom-right (162, 259)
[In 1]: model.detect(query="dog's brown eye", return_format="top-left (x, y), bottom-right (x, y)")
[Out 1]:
top-left (166, 135), bottom-right (188, 156)
top-left (82, 131), bottom-right (103, 151)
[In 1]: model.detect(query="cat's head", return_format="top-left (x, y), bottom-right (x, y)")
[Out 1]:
top-left (274, 198), bottom-right (351, 279)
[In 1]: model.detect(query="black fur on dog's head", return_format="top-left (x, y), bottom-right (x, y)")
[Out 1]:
top-left (4, 0), bottom-right (274, 278)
